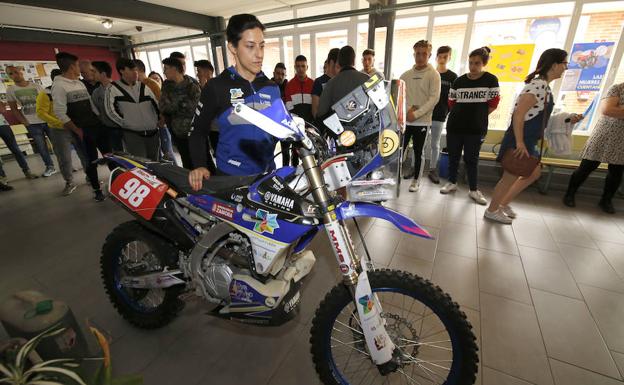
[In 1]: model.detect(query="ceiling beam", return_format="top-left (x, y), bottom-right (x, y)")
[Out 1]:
top-left (0, 0), bottom-right (225, 32)
top-left (0, 25), bottom-right (126, 48)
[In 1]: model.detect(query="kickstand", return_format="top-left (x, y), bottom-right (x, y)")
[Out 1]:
top-left (353, 218), bottom-right (375, 270)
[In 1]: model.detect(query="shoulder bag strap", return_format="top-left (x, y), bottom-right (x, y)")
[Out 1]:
top-left (538, 91), bottom-right (550, 161)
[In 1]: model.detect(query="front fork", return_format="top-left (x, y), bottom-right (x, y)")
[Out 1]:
top-left (301, 152), bottom-right (398, 370)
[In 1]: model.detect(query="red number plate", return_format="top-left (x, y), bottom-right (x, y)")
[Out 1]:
top-left (110, 168), bottom-right (168, 220)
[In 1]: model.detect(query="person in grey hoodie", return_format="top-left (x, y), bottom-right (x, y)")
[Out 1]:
top-left (105, 58), bottom-right (160, 160)
top-left (400, 40), bottom-right (441, 193)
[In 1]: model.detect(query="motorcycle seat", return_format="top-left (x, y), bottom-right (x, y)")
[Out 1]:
top-left (148, 163), bottom-right (259, 195)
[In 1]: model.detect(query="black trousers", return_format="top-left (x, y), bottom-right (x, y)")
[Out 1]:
top-left (566, 159), bottom-right (624, 201)
top-left (280, 140), bottom-right (299, 167)
top-left (76, 126), bottom-right (104, 191)
top-left (403, 125), bottom-right (428, 179)
top-left (447, 133), bottom-right (482, 191)
top-left (174, 134), bottom-right (217, 172)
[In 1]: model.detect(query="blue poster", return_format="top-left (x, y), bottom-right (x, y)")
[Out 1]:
top-left (562, 42), bottom-right (615, 91)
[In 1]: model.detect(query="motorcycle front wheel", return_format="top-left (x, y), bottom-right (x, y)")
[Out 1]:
top-left (310, 269), bottom-right (478, 385)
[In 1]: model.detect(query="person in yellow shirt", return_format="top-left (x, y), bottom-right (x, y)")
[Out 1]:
top-left (36, 69), bottom-right (88, 196)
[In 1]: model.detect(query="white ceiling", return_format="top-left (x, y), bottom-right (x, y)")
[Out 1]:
top-left (137, 0), bottom-right (321, 17)
top-left (0, 3), bottom-right (170, 36)
top-left (0, 0), bottom-right (342, 41)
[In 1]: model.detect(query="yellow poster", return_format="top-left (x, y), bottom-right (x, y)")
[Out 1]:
top-left (488, 44), bottom-right (535, 83)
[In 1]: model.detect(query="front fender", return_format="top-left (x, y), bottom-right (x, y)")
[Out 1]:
top-left (336, 202), bottom-right (433, 239)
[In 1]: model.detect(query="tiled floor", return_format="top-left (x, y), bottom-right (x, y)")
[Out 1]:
top-left (1, 157), bottom-right (624, 385)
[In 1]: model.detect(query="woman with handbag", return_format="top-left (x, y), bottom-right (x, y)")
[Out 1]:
top-left (485, 49), bottom-right (581, 224)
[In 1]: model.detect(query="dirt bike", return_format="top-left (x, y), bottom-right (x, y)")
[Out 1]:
top-left (100, 76), bottom-right (478, 385)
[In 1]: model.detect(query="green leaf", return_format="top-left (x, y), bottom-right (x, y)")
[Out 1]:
top-left (0, 363), bottom-right (13, 378)
top-left (27, 381), bottom-right (66, 385)
top-left (26, 366), bottom-right (87, 385)
top-left (16, 328), bottom-right (66, 369)
top-left (28, 358), bottom-right (75, 371)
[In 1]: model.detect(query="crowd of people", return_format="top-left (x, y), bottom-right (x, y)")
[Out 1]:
top-left (0, 13), bottom-right (622, 218)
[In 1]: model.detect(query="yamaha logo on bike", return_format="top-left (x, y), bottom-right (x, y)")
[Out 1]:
top-left (211, 202), bottom-right (234, 220)
top-left (264, 191), bottom-right (294, 211)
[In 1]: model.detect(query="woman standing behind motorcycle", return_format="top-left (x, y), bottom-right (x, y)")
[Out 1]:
top-left (188, 14), bottom-right (282, 190)
top-left (486, 49), bottom-right (580, 223)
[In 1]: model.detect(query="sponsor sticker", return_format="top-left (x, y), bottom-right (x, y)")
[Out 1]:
top-left (358, 295), bottom-right (374, 315)
top-left (374, 334), bottom-right (386, 350)
top-left (379, 129), bottom-right (399, 157)
top-left (264, 191), bottom-right (295, 211)
top-left (284, 291), bottom-right (301, 313)
top-left (230, 88), bottom-right (244, 99)
top-left (253, 209), bottom-right (279, 234)
top-left (339, 130), bottom-right (356, 147)
top-left (230, 281), bottom-right (254, 303)
top-left (271, 176), bottom-right (285, 190)
top-left (339, 263), bottom-right (349, 274)
top-left (211, 202), bottom-right (234, 220)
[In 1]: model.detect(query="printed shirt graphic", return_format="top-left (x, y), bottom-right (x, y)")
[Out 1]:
top-left (6, 83), bottom-right (45, 124)
top-left (447, 72), bottom-right (500, 136)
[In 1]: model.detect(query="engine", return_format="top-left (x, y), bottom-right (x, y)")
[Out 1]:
top-left (199, 232), bottom-right (251, 300)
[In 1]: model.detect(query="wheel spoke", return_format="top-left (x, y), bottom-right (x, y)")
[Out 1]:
top-left (331, 337), bottom-right (370, 357)
top-left (335, 319), bottom-right (364, 335)
top-left (397, 368), bottom-right (424, 385)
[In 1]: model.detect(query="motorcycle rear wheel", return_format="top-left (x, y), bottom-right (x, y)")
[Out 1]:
top-left (310, 269), bottom-right (478, 385)
top-left (101, 221), bottom-right (184, 329)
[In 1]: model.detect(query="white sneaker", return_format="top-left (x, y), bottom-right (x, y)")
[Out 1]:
top-left (440, 182), bottom-right (457, 194)
top-left (469, 190), bottom-right (488, 205)
top-left (501, 205), bottom-right (517, 219)
top-left (42, 166), bottom-right (57, 177)
top-left (484, 209), bottom-right (513, 224)
top-left (409, 179), bottom-right (420, 192)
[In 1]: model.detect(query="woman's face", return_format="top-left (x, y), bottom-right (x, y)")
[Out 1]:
top-left (468, 56), bottom-right (485, 75)
top-left (229, 27), bottom-right (265, 77)
top-left (149, 73), bottom-right (162, 86)
top-left (550, 57), bottom-right (568, 80)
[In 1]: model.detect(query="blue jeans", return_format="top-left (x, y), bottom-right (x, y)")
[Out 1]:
top-left (0, 124), bottom-right (30, 173)
top-left (27, 123), bottom-right (54, 168)
top-left (429, 120), bottom-right (445, 170)
top-left (159, 126), bottom-right (176, 164)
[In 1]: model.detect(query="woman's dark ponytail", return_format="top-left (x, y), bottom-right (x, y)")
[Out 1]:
top-left (525, 48), bottom-right (568, 83)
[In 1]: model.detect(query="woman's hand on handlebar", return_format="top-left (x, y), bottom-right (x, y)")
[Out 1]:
top-left (189, 167), bottom-right (211, 191)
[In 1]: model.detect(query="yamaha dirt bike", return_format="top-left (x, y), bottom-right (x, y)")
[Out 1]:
top-left (100, 79), bottom-right (478, 384)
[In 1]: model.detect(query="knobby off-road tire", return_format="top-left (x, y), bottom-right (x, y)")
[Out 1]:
top-left (101, 221), bottom-right (184, 329)
top-left (310, 269), bottom-right (478, 385)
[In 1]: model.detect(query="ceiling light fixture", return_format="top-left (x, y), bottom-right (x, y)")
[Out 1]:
top-left (101, 19), bottom-right (113, 29)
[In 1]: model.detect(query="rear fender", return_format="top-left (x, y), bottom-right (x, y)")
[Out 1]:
top-left (336, 201), bottom-right (433, 239)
